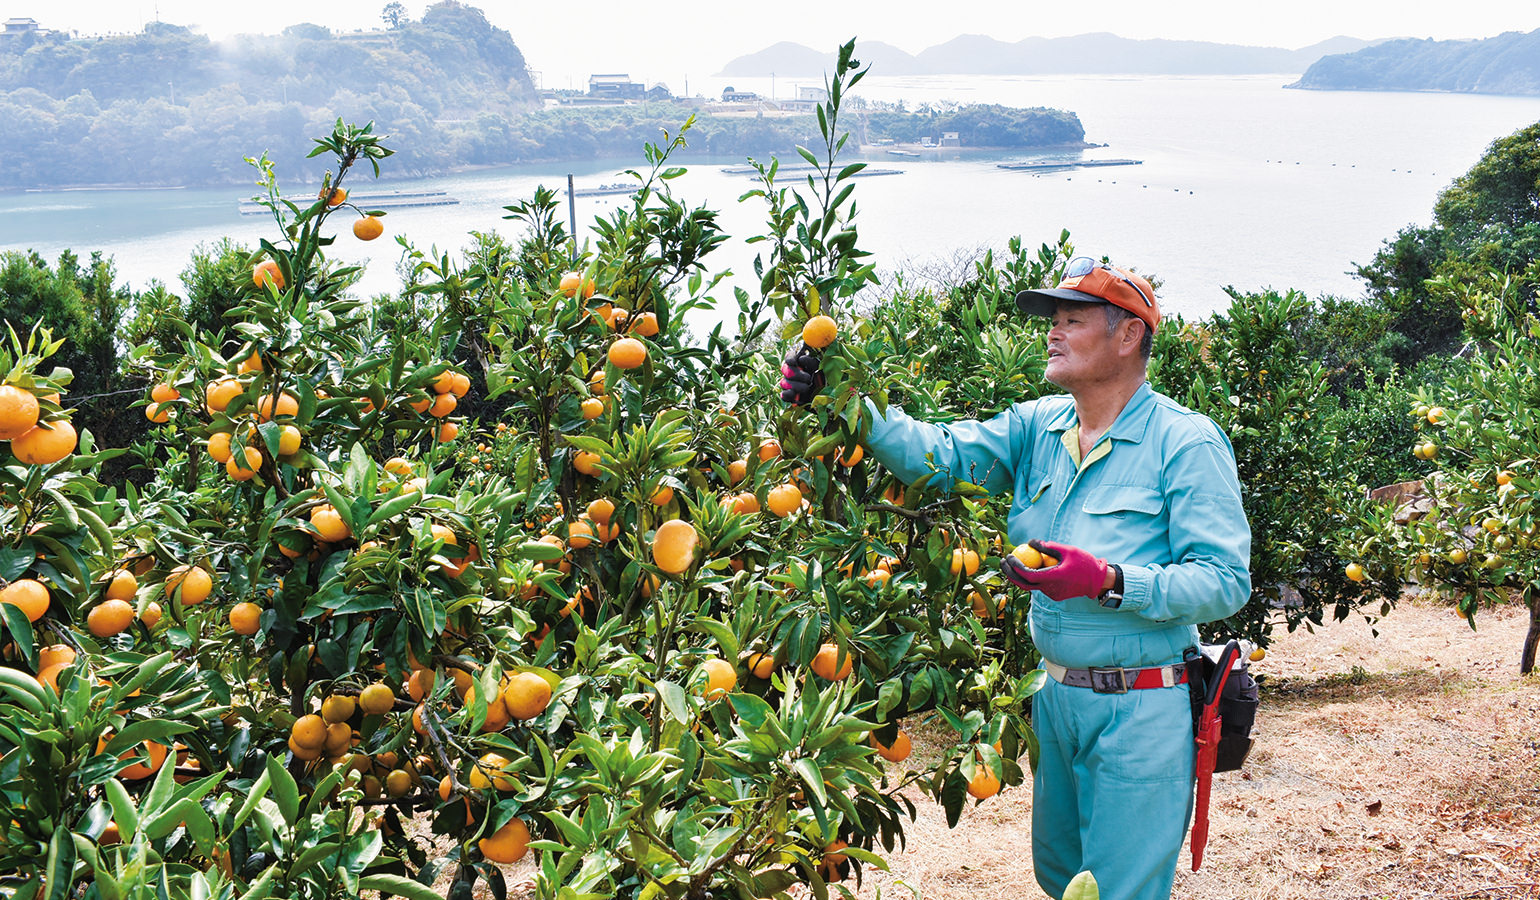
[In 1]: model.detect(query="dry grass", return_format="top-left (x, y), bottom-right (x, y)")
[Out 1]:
top-left (856, 593), bottom-right (1540, 900)
top-left (440, 594), bottom-right (1540, 900)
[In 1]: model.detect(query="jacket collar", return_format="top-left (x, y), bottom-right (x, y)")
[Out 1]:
top-left (1043, 381), bottom-right (1157, 444)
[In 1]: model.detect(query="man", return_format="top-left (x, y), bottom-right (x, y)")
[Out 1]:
top-left (780, 257), bottom-right (1251, 900)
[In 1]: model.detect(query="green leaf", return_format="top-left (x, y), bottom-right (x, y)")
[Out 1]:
top-left (657, 680), bottom-right (688, 724)
top-left (1063, 871), bottom-right (1100, 900)
top-left (264, 753), bottom-right (300, 825)
top-left (357, 873), bottom-right (442, 900)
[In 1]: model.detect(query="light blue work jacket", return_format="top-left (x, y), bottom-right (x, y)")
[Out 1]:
top-left (864, 382), bottom-right (1252, 669)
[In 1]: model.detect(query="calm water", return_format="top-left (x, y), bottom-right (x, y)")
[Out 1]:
top-left (4, 75), bottom-right (1540, 324)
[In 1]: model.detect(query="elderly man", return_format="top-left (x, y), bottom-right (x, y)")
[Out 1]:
top-left (780, 256), bottom-right (1252, 900)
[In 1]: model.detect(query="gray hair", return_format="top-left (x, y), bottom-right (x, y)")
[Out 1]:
top-left (1104, 305), bottom-right (1153, 360)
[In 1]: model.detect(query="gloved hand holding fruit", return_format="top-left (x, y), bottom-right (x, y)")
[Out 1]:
top-left (1001, 540), bottom-right (1110, 602)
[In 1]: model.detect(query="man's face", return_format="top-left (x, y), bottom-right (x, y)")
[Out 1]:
top-left (1044, 302), bottom-right (1121, 391)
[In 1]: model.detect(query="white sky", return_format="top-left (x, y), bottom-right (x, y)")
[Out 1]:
top-left (14, 0), bottom-right (1540, 86)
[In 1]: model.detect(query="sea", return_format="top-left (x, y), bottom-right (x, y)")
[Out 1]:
top-left (4, 74), bottom-right (1540, 327)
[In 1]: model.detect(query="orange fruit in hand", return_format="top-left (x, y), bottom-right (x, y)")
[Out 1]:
top-left (608, 337), bottom-right (647, 370)
top-left (228, 601), bottom-right (262, 636)
top-left (1, 579), bottom-right (50, 623)
top-left (12, 420), bottom-right (77, 465)
top-left (252, 260), bottom-right (284, 290)
top-left (811, 643), bottom-right (854, 681)
top-left (767, 483), bottom-right (802, 517)
top-left (801, 315), bottom-right (838, 349)
top-left (699, 657), bottom-right (737, 699)
top-left (651, 519), bottom-right (699, 575)
top-left (1011, 544), bottom-right (1044, 569)
top-left (0, 385), bottom-right (41, 440)
top-left (479, 816), bottom-right (531, 864)
top-left (353, 216), bottom-right (384, 241)
top-left (502, 671), bottom-right (553, 720)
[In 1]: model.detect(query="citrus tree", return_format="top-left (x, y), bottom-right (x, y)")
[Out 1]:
top-left (1348, 264), bottom-right (1540, 672)
top-left (0, 51), bottom-right (1048, 900)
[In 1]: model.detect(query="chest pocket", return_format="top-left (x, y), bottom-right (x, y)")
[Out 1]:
top-left (1083, 484), bottom-right (1165, 519)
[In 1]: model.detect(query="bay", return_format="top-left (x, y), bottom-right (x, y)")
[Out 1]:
top-left (3, 74), bottom-right (1539, 325)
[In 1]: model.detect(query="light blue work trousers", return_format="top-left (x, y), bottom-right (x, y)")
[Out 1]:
top-left (1031, 675), bottom-right (1196, 900)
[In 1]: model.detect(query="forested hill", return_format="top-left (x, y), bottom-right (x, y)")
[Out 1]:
top-left (0, 3), bottom-right (539, 187)
top-left (1290, 29), bottom-right (1540, 95)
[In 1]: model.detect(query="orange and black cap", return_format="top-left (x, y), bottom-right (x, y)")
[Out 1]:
top-left (1016, 259), bottom-right (1160, 334)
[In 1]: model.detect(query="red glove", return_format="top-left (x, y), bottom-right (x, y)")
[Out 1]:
top-left (1000, 540), bottom-right (1109, 602)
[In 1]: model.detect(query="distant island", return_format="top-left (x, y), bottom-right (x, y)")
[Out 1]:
top-left (0, 7), bottom-right (1089, 191)
top-left (719, 34), bottom-right (1388, 77)
top-left (1289, 29), bottom-right (1540, 96)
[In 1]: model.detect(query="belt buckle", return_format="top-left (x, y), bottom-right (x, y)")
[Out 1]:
top-left (1088, 667), bottom-right (1128, 694)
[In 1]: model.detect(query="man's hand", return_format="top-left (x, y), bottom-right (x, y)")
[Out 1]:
top-left (779, 343), bottom-right (825, 406)
top-left (1000, 540), bottom-right (1110, 602)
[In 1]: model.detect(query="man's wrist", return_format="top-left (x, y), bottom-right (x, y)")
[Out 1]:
top-left (1098, 564), bottom-right (1124, 608)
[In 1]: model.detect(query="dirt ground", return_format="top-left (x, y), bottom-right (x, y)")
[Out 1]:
top-left (472, 593), bottom-right (1539, 900)
top-left (858, 594), bottom-right (1540, 900)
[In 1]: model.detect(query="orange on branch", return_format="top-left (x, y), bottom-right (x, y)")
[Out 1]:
top-left (811, 643), bottom-right (854, 681)
top-left (252, 260), bottom-right (284, 290)
top-left (228, 602), bottom-right (262, 636)
top-left (608, 337), bottom-right (647, 370)
top-left (502, 671), bottom-right (552, 720)
top-left (353, 215), bottom-right (384, 241)
top-left (0, 579), bottom-right (50, 623)
top-left (0, 385), bottom-right (40, 440)
top-left (651, 519), bottom-right (698, 575)
top-left (12, 420), bottom-right (77, 465)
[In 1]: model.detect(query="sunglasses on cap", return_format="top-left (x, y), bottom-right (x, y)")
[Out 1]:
top-left (1064, 256), bottom-right (1155, 309)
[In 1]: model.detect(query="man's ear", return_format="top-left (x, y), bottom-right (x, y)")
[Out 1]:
top-left (1118, 319), bottom-right (1146, 358)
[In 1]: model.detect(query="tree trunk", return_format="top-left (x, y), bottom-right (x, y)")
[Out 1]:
top-left (1521, 586), bottom-right (1538, 675)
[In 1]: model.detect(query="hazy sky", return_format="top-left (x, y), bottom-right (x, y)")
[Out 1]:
top-left (19, 0), bottom-right (1540, 85)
